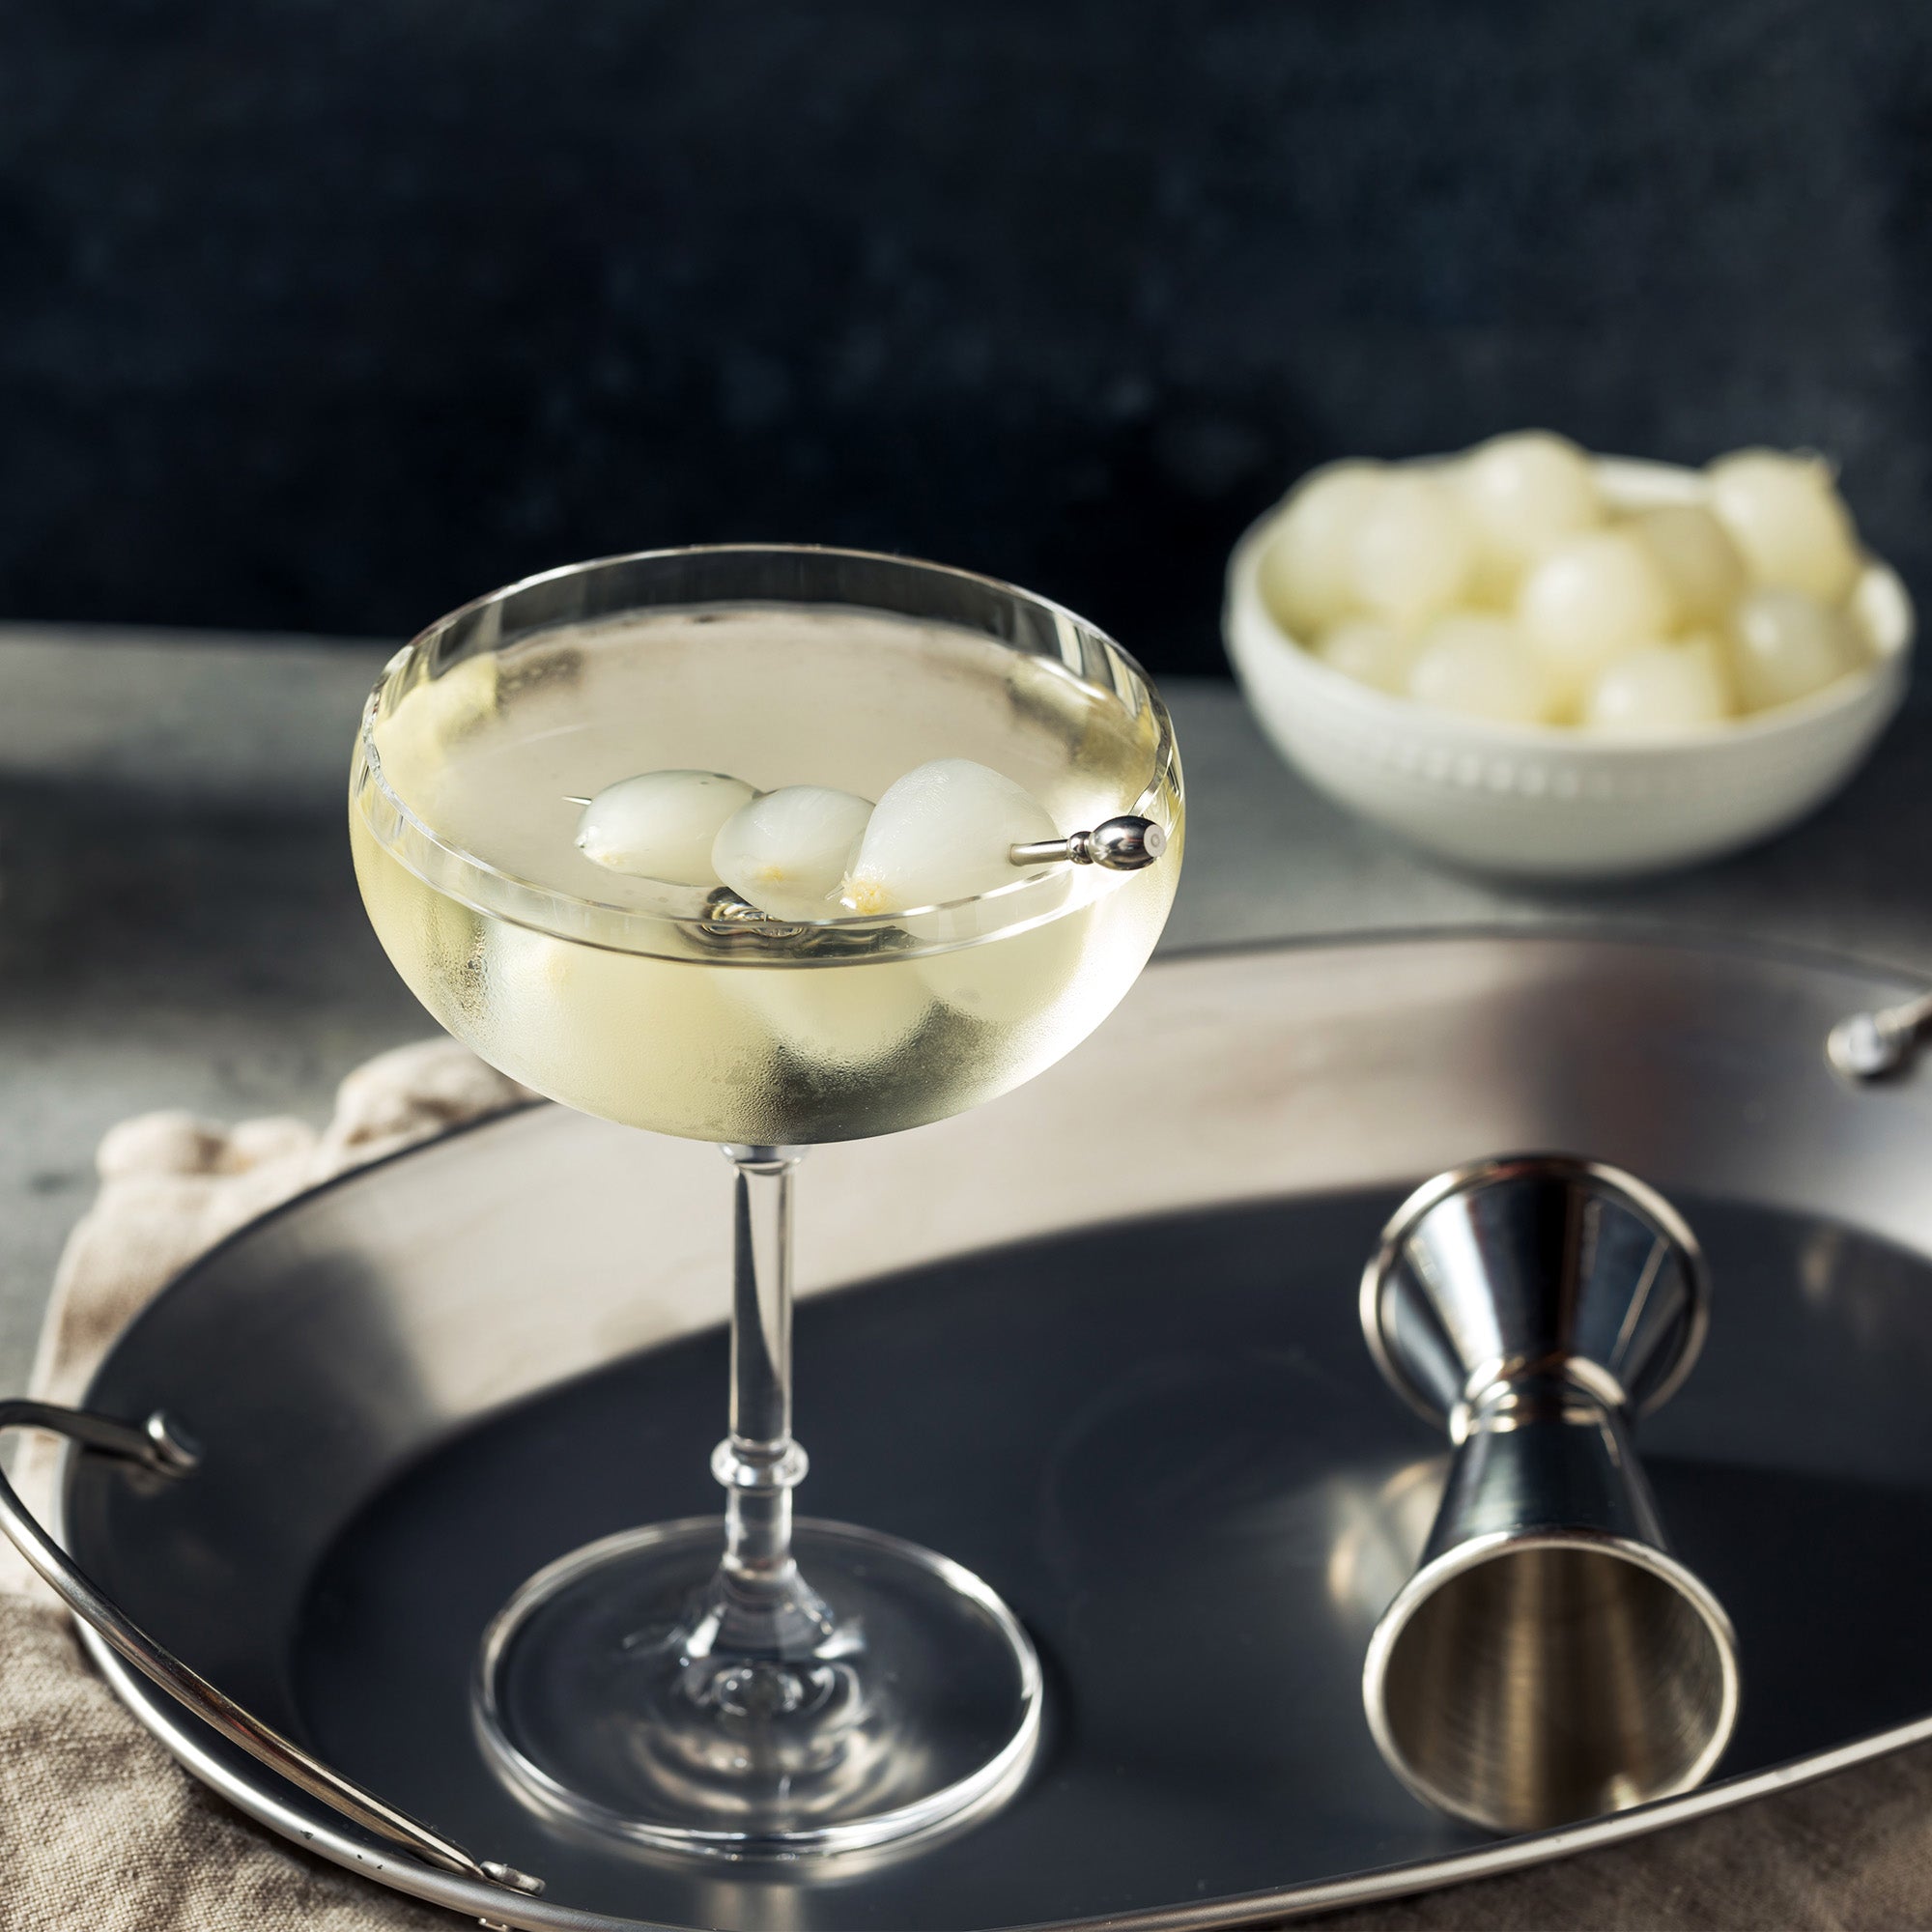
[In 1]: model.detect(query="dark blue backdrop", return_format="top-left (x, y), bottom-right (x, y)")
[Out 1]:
top-left (3, 0), bottom-right (1927, 674)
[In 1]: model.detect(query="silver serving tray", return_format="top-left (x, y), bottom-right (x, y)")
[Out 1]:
top-left (50, 933), bottom-right (1932, 1930)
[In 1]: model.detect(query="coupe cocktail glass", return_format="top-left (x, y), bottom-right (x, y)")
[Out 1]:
top-left (349, 547), bottom-right (1183, 1858)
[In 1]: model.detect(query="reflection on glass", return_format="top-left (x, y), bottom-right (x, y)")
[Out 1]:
top-left (350, 547), bottom-right (1183, 1858)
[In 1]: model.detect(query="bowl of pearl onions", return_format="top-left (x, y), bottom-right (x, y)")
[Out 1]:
top-left (1223, 433), bottom-right (1912, 878)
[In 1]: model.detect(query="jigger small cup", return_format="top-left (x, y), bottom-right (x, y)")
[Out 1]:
top-left (1358, 1155), bottom-right (1741, 1836)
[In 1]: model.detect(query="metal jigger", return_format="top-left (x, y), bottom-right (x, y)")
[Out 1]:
top-left (1358, 1155), bottom-right (1741, 1836)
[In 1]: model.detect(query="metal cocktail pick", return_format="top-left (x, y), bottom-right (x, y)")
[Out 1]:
top-left (1009, 815), bottom-right (1166, 870)
top-left (563, 801), bottom-right (1167, 874)
top-left (1358, 1154), bottom-right (1741, 1836)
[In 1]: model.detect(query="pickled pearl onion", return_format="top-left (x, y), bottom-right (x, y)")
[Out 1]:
top-left (712, 784), bottom-right (874, 919)
top-left (1406, 613), bottom-right (1557, 724)
top-left (1315, 617), bottom-right (1417, 694)
top-left (1258, 461), bottom-right (1387, 638)
top-left (577, 770), bottom-right (757, 884)
top-left (1583, 637), bottom-right (1734, 736)
top-left (1455, 430), bottom-right (1604, 569)
top-left (1631, 505), bottom-right (1747, 629)
top-left (841, 759), bottom-right (1057, 915)
top-left (1350, 472), bottom-right (1477, 630)
top-left (1518, 530), bottom-right (1676, 701)
top-left (1728, 588), bottom-right (1864, 711)
top-left (1707, 448), bottom-right (1861, 604)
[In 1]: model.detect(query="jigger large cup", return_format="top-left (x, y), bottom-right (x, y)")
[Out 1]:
top-left (1358, 1155), bottom-right (1741, 1835)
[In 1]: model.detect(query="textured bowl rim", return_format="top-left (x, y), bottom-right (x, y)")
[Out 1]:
top-left (1225, 454), bottom-right (1916, 756)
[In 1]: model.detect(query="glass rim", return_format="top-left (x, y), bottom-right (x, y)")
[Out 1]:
top-left (353, 541), bottom-right (1182, 953)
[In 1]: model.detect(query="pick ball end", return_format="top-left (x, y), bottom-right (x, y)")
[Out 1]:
top-left (1085, 815), bottom-right (1166, 869)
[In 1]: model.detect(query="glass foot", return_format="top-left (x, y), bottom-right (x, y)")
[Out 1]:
top-left (474, 1517), bottom-right (1042, 1858)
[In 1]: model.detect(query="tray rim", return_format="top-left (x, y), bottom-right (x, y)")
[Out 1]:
top-left (47, 915), bottom-right (1932, 1430)
top-left (55, 915), bottom-right (1932, 1408)
top-left (48, 926), bottom-right (1932, 1931)
top-left (63, 1627), bottom-right (1932, 1932)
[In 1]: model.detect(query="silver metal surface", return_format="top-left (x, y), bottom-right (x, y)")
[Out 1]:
top-left (1359, 1158), bottom-right (1739, 1833)
top-left (45, 933), bottom-right (1932, 1930)
top-left (1359, 1155), bottom-right (1710, 1432)
top-left (0, 1401), bottom-right (542, 1904)
top-left (1828, 987), bottom-right (1932, 1079)
top-left (1009, 813), bottom-right (1168, 871)
top-left (691, 890), bottom-right (914, 956)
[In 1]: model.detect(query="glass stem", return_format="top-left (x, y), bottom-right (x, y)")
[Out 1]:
top-left (706, 1145), bottom-right (831, 1657)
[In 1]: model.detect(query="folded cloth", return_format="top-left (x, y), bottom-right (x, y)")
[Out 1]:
top-left (2, 1040), bottom-right (531, 1930)
top-left (6, 1041), bottom-right (1932, 1931)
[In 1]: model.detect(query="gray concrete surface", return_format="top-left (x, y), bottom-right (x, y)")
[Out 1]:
top-left (5, 622), bottom-right (1930, 1392)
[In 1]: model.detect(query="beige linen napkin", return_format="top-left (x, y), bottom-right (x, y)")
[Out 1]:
top-left (0, 1040), bottom-right (526, 1931)
top-left (6, 1042), bottom-right (1932, 1931)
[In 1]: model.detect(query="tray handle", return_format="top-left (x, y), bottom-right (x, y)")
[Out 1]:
top-left (0, 1399), bottom-right (544, 1918)
top-left (1828, 987), bottom-right (1932, 1079)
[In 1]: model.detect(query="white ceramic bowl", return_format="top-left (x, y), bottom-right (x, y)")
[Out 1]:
top-left (1224, 457), bottom-right (1914, 879)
